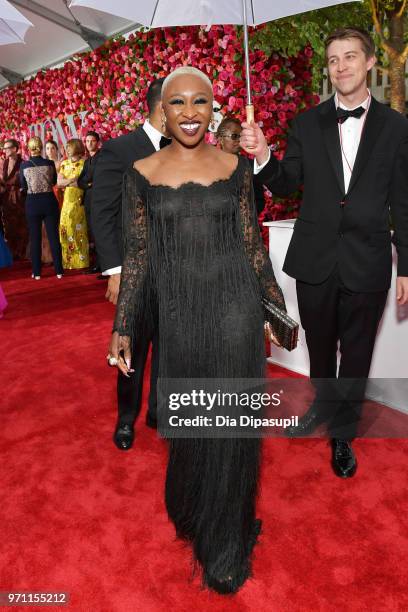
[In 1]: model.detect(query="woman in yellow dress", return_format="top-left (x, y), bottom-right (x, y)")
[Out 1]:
top-left (58, 138), bottom-right (89, 269)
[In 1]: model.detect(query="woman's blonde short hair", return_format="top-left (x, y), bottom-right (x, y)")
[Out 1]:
top-left (27, 137), bottom-right (43, 155)
top-left (65, 138), bottom-right (85, 158)
top-left (161, 66), bottom-right (213, 99)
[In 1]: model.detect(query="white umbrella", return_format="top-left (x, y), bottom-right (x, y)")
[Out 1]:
top-left (70, 0), bottom-right (358, 120)
top-left (0, 0), bottom-right (33, 45)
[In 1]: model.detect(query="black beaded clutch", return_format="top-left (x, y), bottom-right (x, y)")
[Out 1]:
top-left (262, 298), bottom-right (299, 352)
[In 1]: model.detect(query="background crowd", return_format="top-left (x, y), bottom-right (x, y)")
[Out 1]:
top-left (0, 130), bottom-right (101, 280)
top-left (0, 118), bottom-right (258, 290)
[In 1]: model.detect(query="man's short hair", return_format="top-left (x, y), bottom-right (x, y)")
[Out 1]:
top-left (85, 131), bottom-right (100, 142)
top-left (146, 78), bottom-right (165, 114)
top-left (4, 138), bottom-right (19, 150)
top-left (325, 28), bottom-right (375, 59)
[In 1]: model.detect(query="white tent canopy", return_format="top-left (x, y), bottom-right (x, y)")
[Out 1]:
top-left (0, 0), bottom-right (137, 90)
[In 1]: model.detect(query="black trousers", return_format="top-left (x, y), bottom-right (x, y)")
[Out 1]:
top-left (296, 267), bottom-right (388, 440)
top-left (26, 199), bottom-right (63, 277)
top-left (117, 316), bottom-right (159, 427)
top-left (84, 202), bottom-right (98, 269)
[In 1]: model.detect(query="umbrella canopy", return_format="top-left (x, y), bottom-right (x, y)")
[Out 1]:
top-left (70, 0), bottom-right (358, 120)
top-left (70, 0), bottom-right (358, 27)
top-left (0, 0), bottom-right (33, 45)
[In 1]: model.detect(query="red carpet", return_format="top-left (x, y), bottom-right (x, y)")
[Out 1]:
top-left (1, 263), bottom-right (408, 612)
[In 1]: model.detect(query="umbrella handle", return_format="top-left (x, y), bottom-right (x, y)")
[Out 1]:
top-left (246, 104), bottom-right (254, 124)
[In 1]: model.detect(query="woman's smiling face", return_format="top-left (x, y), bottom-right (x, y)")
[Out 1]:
top-left (161, 74), bottom-right (213, 147)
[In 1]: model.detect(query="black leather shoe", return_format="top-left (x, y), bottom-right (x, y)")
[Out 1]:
top-left (331, 439), bottom-right (357, 478)
top-left (113, 423), bottom-right (134, 450)
top-left (284, 405), bottom-right (327, 437)
top-left (82, 266), bottom-right (101, 275)
top-left (145, 413), bottom-right (157, 429)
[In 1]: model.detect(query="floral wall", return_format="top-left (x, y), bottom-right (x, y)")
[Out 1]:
top-left (0, 25), bottom-right (319, 224)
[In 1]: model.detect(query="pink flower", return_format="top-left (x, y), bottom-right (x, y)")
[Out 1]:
top-left (0, 22), bottom-right (315, 230)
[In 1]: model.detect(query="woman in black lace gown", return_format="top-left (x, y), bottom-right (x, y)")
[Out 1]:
top-left (111, 67), bottom-right (285, 594)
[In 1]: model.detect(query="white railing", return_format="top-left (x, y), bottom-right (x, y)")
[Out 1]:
top-left (319, 63), bottom-right (408, 104)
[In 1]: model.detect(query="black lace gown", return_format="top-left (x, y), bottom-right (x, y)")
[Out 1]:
top-left (114, 155), bottom-right (285, 588)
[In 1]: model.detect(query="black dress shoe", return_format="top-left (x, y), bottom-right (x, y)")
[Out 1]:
top-left (331, 439), bottom-right (357, 478)
top-left (113, 423), bottom-right (134, 450)
top-left (145, 413), bottom-right (157, 429)
top-left (284, 405), bottom-right (327, 437)
top-left (83, 266), bottom-right (101, 275)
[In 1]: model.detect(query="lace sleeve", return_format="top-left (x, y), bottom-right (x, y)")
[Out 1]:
top-left (239, 160), bottom-right (286, 312)
top-left (113, 171), bottom-right (148, 337)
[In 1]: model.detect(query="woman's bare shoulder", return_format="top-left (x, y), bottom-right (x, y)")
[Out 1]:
top-left (211, 149), bottom-right (239, 172)
top-left (133, 151), bottom-right (162, 178)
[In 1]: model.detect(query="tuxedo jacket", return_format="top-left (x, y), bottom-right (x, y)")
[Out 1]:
top-left (92, 127), bottom-right (155, 272)
top-left (77, 150), bottom-right (100, 214)
top-left (257, 96), bottom-right (408, 292)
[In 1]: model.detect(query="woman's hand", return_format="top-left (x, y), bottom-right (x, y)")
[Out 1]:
top-left (107, 331), bottom-right (133, 377)
top-left (57, 175), bottom-right (70, 188)
top-left (264, 322), bottom-right (282, 348)
top-left (57, 176), bottom-right (77, 188)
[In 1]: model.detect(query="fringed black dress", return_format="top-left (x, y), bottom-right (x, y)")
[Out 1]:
top-left (114, 155), bottom-right (285, 592)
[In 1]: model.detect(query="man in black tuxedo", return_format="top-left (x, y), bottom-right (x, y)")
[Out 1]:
top-left (78, 130), bottom-right (101, 274)
top-left (241, 28), bottom-right (408, 477)
top-left (92, 78), bottom-right (170, 450)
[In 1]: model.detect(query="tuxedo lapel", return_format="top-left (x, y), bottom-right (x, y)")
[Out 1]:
top-left (318, 97), bottom-right (345, 195)
top-left (347, 98), bottom-right (385, 194)
top-left (131, 127), bottom-right (156, 159)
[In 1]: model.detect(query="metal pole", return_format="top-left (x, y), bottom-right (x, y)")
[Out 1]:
top-left (242, 0), bottom-right (254, 122)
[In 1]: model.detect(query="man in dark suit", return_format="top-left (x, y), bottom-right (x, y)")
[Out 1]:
top-left (78, 131), bottom-right (101, 274)
top-left (92, 78), bottom-right (170, 450)
top-left (241, 28), bottom-right (408, 477)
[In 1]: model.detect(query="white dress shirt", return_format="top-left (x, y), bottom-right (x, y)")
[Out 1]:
top-left (336, 92), bottom-right (370, 193)
top-left (103, 120), bottom-right (166, 276)
top-left (253, 91), bottom-right (371, 195)
top-left (142, 118), bottom-right (165, 152)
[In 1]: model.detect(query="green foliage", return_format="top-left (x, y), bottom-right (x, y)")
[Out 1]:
top-left (378, 0), bottom-right (407, 12)
top-left (251, 2), bottom-right (372, 89)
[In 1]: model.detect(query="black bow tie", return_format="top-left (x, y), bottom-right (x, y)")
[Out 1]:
top-left (336, 106), bottom-right (366, 124)
top-left (159, 136), bottom-right (171, 149)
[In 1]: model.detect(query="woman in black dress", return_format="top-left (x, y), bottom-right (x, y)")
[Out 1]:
top-left (110, 67), bottom-right (285, 594)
